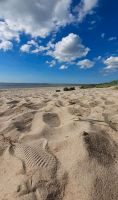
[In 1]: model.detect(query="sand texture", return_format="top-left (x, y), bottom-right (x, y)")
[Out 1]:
top-left (0, 87), bottom-right (118, 200)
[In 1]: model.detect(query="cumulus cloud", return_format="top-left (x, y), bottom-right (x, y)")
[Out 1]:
top-left (104, 56), bottom-right (118, 70)
top-left (50, 33), bottom-right (90, 62)
top-left (0, 21), bottom-right (19, 42)
top-left (0, 0), bottom-right (99, 56)
top-left (77, 59), bottom-right (94, 68)
top-left (0, 0), bottom-right (73, 38)
top-left (78, 0), bottom-right (98, 22)
top-left (20, 44), bottom-right (31, 53)
top-left (20, 40), bottom-right (48, 53)
top-left (0, 21), bottom-right (19, 50)
top-left (0, 40), bottom-right (13, 51)
top-left (60, 65), bottom-right (68, 70)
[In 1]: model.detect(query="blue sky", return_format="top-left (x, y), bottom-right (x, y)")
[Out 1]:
top-left (0, 0), bottom-right (118, 83)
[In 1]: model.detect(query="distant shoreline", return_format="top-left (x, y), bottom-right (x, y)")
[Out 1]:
top-left (0, 83), bottom-right (79, 90)
top-left (0, 80), bottom-right (117, 90)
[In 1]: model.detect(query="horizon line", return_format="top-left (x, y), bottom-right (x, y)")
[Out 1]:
top-left (0, 79), bottom-right (118, 85)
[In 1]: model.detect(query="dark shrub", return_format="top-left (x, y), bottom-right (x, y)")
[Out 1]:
top-left (63, 87), bottom-right (69, 91)
top-left (69, 87), bottom-right (75, 91)
top-left (63, 87), bottom-right (76, 91)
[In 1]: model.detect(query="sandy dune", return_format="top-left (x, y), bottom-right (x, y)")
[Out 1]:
top-left (0, 87), bottom-right (118, 200)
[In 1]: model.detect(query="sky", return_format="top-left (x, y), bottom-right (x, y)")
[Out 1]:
top-left (0, 0), bottom-right (118, 84)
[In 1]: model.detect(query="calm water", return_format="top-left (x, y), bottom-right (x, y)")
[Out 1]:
top-left (0, 83), bottom-right (75, 89)
top-left (0, 83), bottom-right (54, 89)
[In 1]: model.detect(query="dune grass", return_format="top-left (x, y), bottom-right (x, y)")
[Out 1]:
top-left (80, 80), bottom-right (118, 89)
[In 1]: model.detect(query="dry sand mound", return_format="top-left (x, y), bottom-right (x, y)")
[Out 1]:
top-left (0, 87), bottom-right (118, 200)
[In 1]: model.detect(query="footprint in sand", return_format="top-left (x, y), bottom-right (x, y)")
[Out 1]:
top-left (8, 139), bottom-right (58, 199)
top-left (13, 111), bottom-right (36, 132)
top-left (0, 135), bottom-right (64, 200)
top-left (83, 131), bottom-right (117, 167)
top-left (0, 111), bottom-right (35, 135)
top-left (43, 113), bottom-right (61, 127)
top-left (82, 131), bottom-right (118, 200)
top-left (9, 139), bottom-right (57, 173)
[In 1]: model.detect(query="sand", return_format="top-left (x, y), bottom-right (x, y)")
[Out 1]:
top-left (0, 86), bottom-right (118, 200)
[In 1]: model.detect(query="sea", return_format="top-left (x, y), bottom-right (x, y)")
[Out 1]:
top-left (0, 83), bottom-right (76, 89)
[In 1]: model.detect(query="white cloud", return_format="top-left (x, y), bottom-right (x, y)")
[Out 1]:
top-left (77, 59), bottom-right (94, 68)
top-left (47, 41), bottom-right (55, 49)
top-left (0, 21), bottom-right (19, 50)
top-left (46, 60), bottom-right (56, 67)
top-left (101, 35), bottom-right (117, 41)
top-left (0, 40), bottom-right (13, 51)
top-left (104, 56), bottom-right (118, 70)
top-left (20, 44), bottom-right (31, 53)
top-left (78, 0), bottom-right (98, 22)
top-left (31, 48), bottom-right (40, 54)
top-left (0, 0), bottom-right (99, 55)
top-left (27, 40), bottom-right (39, 46)
top-left (31, 46), bottom-right (48, 53)
top-left (101, 33), bottom-right (105, 39)
top-left (60, 65), bottom-right (68, 70)
top-left (20, 40), bottom-right (49, 53)
top-left (0, 0), bottom-right (73, 38)
top-left (50, 33), bottom-right (90, 62)
top-left (0, 21), bottom-right (19, 42)
top-left (108, 37), bottom-right (117, 41)
top-left (94, 56), bottom-right (102, 61)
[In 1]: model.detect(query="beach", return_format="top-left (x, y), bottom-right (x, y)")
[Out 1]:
top-left (0, 86), bottom-right (118, 200)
